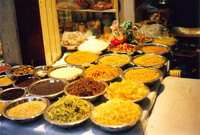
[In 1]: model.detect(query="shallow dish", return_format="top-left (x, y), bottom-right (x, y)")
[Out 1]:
top-left (6, 65), bottom-right (34, 77)
top-left (107, 43), bottom-right (138, 55)
top-left (34, 65), bottom-right (51, 78)
top-left (47, 65), bottom-right (84, 81)
top-left (0, 75), bottom-right (15, 88)
top-left (121, 67), bottom-right (163, 85)
top-left (2, 96), bottom-right (50, 122)
top-left (97, 53), bottom-right (132, 67)
top-left (43, 95), bottom-right (93, 128)
top-left (0, 87), bottom-right (27, 103)
top-left (64, 51), bottom-right (99, 67)
top-left (64, 78), bottom-right (108, 101)
top-left (139, 43), bottom-right (171, 55)
top-left (132, 54), bottom-right (168, 68)
top-left (84, 65), bottom-right (122, 83)
top-left (90, 99), bottom-right (142, 132)
top-left (77, 39), bottom-right (109, 54)
top-left (27, 78), bottom-right (68, 100)
top-left (0, 101), bottom-right (7, 117)
top-left (104, 79), bottom-right (150, 102)
top-left (0, 63), bottom-right (11, 74)
top-left (13, 76), bottom-right (40, 88)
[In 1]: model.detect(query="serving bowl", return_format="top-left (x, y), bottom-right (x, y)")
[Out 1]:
top-left (132, 54), bottom-right (168, 68)
top-left (6, 65), bottom-right (34, 77)
top-left (153, 36), bottom-right (178, 46)
top-left (0, 87), bottom-right (27, 103)
top-left (44, 95), bottom-right (93, 128)
top-left (34, 65), bottom-right (50, 78)
top-left (47, 65), bottom-right (84, 81)
top-left (0, 101), bottom-right (7, 117)
top-left (2, 96), bottom-right (50, 122)
top-left (139, 43), bottom-right (171, 55)
top-left (107, 43), bottom-right (138, 55)
top-left (64, 78), bottom-right (108, 101)
top-left (27, 78), bottom-right (68, 100)
top-left (0, 63), bottom-right (11, 74)
top-left (104, 79), bottom-right (150, 102)
top-left (64, 51), bottom-right (99, 67)
top-left (13, 76), bottom-right (40, 88)
top-left (0, 75), bottom-right (15, 88)
top-left (84, 64), bottom-right (122, 83)
top-left (97, 53), bottom-right (132, 67)
top-left (90, 99), bottom-right (142, 132)
top-left (77, 39), bottom-right (109, 54)
top-left (121, 67), bottom-right (163, 85)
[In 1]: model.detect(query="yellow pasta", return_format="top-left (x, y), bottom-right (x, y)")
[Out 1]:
top-left (133, 54), bottom-right (166, 67)
top-left (141, 46), bottom-right (169, 54)
top-left (105, 79), bottom-right (149, 101)
top-left (91, 99), bottom-right (142, 125)
top-left (85, 64), bottom-right (120, 81)
top-left (124, 68), bottom-right (160, 82)
top-left (153, 37), bottom-right (178, 46)
top-left (99, 54), bottom-right (130, 66)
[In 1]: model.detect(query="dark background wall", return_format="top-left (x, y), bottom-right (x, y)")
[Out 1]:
top-left (14, 0), bottom-right (46, 66)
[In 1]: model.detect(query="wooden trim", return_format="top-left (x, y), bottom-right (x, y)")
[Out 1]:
top-left (38, 0), bottom-right (61, 66)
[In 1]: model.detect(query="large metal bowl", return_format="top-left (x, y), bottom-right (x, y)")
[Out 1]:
top-left (0, 63), bottom-right (11, 74)
top-left (0, 101), bottom-right (7, 117)
top-left (139, 43), bottom-right (171, 55)
top-left (97, 53), bottom-right (132, 67)
top-left (64, 79), bottom-right (108, 101)
top-left (90, 101), bottom-right (142, 132)
top-left (132, 54), bottom-right (168, 68)
top-left (0, 87), bottom-right (27, 103)
top-left (13, 76), bottom-right (40, 88)
top-left (107, 43), bottom-right (138, 55)
top-left (104, 80), bottom-right (150, 103)
top-left (47, 65), bottom-right (84, 81)
top-left (84, 66), bottom-right (123, 83)
top-left (33, 65), bottom-right (51, 78)
top-left (6, 65), bottom-right (34, 77)
top-left (27, 78), bottom-right (68, 100)
top-left (0, 75), bottom-right (15, 88)
top-left (64, 51), bottom-right (99, 67)
top-left (43, 97), bottom-right (93, 128)
top-left (2, 96), bottom-right (50, 122)
top-left (121, 67), bottom-right (163, 85)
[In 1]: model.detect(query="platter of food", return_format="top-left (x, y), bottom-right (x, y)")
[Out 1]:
top-left (107, 43), bottom-right (138, 55)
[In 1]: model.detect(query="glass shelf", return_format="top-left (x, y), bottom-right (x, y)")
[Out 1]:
top-left (57, 8), bottom-right (117, 13)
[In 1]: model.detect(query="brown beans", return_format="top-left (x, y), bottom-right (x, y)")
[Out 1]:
top-left (29, 81), bottom-right (65, 95)
top-left (65, 78), bottom-right (106, 96)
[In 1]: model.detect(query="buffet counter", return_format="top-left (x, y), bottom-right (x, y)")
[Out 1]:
top-left (0, 52), bottom-right (164, 135)
top-left (1, 76), bottom-right (199, 135)
top-left (0, 79), bottom-right (161, 135)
